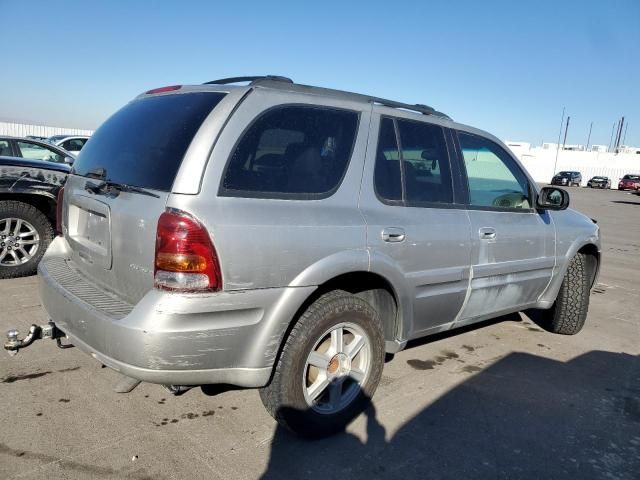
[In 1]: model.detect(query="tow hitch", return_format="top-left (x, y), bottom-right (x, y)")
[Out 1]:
top-left (4, 321), bottom-right (73, 356)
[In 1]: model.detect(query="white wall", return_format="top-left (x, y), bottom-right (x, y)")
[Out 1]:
top-left (510, 145), bottom-right (640, 185)
top-left (0, 121), bottom-right (93, 138)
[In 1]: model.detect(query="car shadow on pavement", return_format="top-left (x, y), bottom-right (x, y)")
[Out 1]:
top-left (260, 350), bottom-right (640, 480)
top-left (611, 200), bottom-right (640, 206)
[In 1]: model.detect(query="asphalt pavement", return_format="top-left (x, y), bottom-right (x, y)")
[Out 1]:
top-left (1, 186), bottom-right (638, 480)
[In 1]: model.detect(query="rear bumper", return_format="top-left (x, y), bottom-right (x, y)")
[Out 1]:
top-left (38, 238), bottom-right (315, 387)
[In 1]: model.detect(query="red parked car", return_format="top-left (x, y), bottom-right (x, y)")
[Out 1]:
top-left (618, 174), bottom-right (640, 191)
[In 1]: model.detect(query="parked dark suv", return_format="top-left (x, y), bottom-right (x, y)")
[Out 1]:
top-left (551, 171), bottom-right (582, 187)
top-left (0, 137), bottom-right (73, 278)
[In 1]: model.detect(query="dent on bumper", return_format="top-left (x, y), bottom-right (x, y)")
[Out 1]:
top-left (38, 257), bottom-right (315, 387)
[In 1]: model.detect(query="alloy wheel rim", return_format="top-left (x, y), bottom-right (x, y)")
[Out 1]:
top-left (302, 322), bottom-right (371, 414)
top-left (0, 218), bottom-right (40, 267)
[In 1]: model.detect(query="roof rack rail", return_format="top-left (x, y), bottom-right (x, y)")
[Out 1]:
top-left (371, 98), bottom-right (450, 119)
top-left (202, 76), bottom-right (450, 119)
top-left (370, 97), bottom-right (434, 115)
top-left (203, 75), bottom-right (293, 85)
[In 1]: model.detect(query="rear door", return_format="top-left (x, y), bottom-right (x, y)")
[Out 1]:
top-left (359, 111), bottom-right (472, 339)
top-left (62, 91), bottom-right (228, 304)
top-left (453, 130), bottom-right (555, 322)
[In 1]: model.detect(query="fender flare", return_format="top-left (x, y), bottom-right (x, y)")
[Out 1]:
top-left (538, 236), bottom-right (601, 307)
top-left (367, 250), bottom-right (412, 343)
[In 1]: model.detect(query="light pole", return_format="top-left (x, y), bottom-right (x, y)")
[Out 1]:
top-left (586, 121), bottom-right (593, 150)
top-left (609, 120), bottom-right (618, 152)
top-left (553, 107), bottom-right (565, 176)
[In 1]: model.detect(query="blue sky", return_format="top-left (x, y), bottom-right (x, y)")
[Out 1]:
top-left (1, 0), bottom-right (639, 146)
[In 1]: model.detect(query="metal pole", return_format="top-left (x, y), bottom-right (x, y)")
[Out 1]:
top-left (553, 107), bottom-right (565, 175)
top-left (622, 123), bottom-right (628, 145)
top-left (562, 116), bottom-right (570, 149)
top-left (586, 121), bottom-right (593, 150)
top-left (616, 116), bottom-right (625, 151)
top-left (609, 120), bottom-right (618, 152)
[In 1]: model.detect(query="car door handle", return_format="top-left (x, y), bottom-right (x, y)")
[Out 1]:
top-left (479, 227), bottom-right (496, 240)
top-left (382, 228), bottom-right (406, 243)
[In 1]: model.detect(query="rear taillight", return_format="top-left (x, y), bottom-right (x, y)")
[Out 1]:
top-left (55, 187), bottom-right (64, 235)
top-left (154, 209), bottom-right (221, 292)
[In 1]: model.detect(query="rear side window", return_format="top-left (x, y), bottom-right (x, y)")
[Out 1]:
top-left (0, 140), bottom-right (12, 156)
top-left (374, 118), bottom-right (402, 202)
top-left (73, 92), bottom-right (226, 191)
top-left (62, 138), bottom-right (86, 151)
top-left (17, 141), bottom-right (65, 163)
top-left (374, 116), bottom-right (453, 205)
top-left (221, 105), bottom-right (359, 198)
top-left (397, 119), bottom-right (453, 204)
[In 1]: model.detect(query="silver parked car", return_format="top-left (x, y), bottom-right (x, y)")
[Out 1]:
top-left (47, 135), bottom-right (90, 156)
top-left (8, 76), bottom-right (601, 437)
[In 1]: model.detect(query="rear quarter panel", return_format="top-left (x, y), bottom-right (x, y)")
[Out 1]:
top-left (168, 89), bottom-right (373, 290)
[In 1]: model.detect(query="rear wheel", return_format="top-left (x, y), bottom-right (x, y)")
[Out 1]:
top-left (0, 201), bottom-right (54, 279)
top-left (539, 253), bottom-right (591, 335)
top-left (260, 290), bottom-right (385, 437)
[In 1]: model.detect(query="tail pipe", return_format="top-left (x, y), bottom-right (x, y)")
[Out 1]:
top-left (4, 321), bottom-right (72, 356)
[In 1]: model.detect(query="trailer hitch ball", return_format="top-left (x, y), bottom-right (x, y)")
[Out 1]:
top-left (6, 329), bottom-right (20, 356)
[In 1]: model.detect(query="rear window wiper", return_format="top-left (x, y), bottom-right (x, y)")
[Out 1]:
top-left (85, 180), bottom-right (160, 198)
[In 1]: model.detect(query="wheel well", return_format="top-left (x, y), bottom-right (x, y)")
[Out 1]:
top-left (0, 193), bottom-right (56, 224)
top-left (578, 244), bottom-right (600, 288)
top-left (286, 271), bottom-right (399, 345)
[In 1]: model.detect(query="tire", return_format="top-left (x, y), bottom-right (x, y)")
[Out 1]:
top-left (0, 201), bottom-right (54, 279)
top-left (540, 253), bottom-right (591, 335)
top-left (260, 290), bottom-right (385, 438)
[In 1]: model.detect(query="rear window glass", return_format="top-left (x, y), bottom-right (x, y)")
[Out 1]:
top-left (221, 105), bottom-right (359, 199)
top-left (73, 92), bottom-right (226, 191)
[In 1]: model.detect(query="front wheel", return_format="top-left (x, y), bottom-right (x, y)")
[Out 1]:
top-left (538, 253), bottom-right (591, 335)
top-left (0, 201), bottom-right (54, 279)
top-left (260, 290), bottom-right (385, 437)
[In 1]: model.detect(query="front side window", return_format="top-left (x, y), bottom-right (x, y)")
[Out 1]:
top-left (458, 132), bottom-right (531, 209)
top-left (222, 105), bottom-right (359, 198)
top-left (373, 117), bottom-right (453, 205)
top-left (17, 141), bottom-right (65, 163)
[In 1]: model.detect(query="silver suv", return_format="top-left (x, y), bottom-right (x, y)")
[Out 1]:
top-left (22, 76), bottom-right (601, 436)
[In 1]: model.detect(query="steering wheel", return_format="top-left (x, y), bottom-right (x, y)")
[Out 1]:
top-left (492, 192), bottom-right (529, 209)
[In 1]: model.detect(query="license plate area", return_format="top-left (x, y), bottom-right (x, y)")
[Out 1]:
top-left (67, 195), bottom-right (112, 269)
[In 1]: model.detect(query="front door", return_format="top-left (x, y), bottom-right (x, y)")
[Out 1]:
top-left (454, 131), bottom-right (555, 323)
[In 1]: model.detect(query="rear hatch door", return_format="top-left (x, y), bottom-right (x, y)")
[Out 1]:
top-left (63, 90), bottom-right (227, 304)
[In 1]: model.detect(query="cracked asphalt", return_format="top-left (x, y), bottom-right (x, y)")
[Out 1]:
top-left (1, 187), bottom-right (639, 479)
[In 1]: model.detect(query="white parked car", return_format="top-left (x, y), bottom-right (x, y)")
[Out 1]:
top-left (47, 135), bottom-right (90, 156)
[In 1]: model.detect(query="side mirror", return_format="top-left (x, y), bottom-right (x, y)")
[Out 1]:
top-left (64, 156), bottom-right (75, 165)
top-left (537, 187), bottom-right (569, 210)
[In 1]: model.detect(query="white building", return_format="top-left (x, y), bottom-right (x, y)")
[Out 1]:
top-left (0, 121), bottom-right (93, 139)
top-left (590, 145), bottom-right (608, 153)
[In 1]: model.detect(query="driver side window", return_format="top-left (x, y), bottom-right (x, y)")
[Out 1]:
top-left (458, 132), bottom-right (531, 209)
